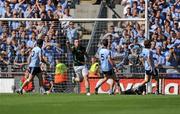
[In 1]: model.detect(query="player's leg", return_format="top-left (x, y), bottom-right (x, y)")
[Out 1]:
top-left (140, 70), bottom-right (151, 86)
top-left (72, 66), bottom-right (81, 83)
top-left (95, 72), bottom-right (108, 94)
top-left (135, 70), bottom-right (151, 95)
top-left (154, 68), bottom-right (159, 94)
top-left (36, 68), bottom-right (46, 94)
top-left (108, 79), bottom-right (115, 95)
top-left (106, 70), bottom-right (115, 95)
top-left (111, 70), bottom-right (121, 94)
top-left (82, 67), bottom-right (90, 95)
top-left (111, 78), bottom-right (121, 94)
top-left (73, 76), bottom-right (80, 82)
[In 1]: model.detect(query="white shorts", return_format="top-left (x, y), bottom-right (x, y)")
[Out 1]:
top-left (73, 66), bottom-right (88, 78)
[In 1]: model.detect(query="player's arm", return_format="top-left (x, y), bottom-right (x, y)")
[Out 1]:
top-left (39, 50), bottom-right (48, 65)
top-left (147, 51), bottom-right (154, 71)
top-left (27, 51), bottom-right (32, 65)
top-left (84, 49), bottom-right (90, 64)
top-left (139, 56), bottom-right (144, 66)
top-left (108, 51), bottom-right (117, 71)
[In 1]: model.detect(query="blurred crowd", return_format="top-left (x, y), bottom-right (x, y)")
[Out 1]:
top-left (100, 0), bottom-right (180, 73)
top-left (0, 0), bottom-right (78, 71)
top-left (0, 0), bottom-right (73, 19)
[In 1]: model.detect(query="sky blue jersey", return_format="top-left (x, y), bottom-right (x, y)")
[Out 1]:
top-left (99, 48), bottom-right (113, 71)
top-left (140, 48), bottom-right (155, 70)
top-left (29, 46), bottom-right (42, 67)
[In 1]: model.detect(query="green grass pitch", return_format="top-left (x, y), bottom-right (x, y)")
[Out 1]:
top-left (0, 94), bottom-right (180, 114)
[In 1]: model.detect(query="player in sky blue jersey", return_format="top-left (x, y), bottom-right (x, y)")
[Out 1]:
top-left (135, 40), bottom-right (157, 95)
top-left (17, 39), bottom-right (46, 95)
top-left (95, 39), bottom-right (121, 95)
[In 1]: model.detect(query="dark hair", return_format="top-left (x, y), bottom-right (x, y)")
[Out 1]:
top-left (37, 39), bottom-right (43, 47)
top-left (102, 39), bottom-right (108, 47)
top-left (144, 40), bottom-right (151, 48)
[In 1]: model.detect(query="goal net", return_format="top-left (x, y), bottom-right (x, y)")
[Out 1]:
top-left (0, 18), bottom-right (152, 94)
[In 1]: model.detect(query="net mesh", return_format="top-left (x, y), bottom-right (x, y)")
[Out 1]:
top-left (0, 19), bottom-right (147, 93)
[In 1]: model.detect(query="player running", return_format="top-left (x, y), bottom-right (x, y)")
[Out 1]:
top-left (134, 40), bottom-right (157, 95)
top-left (66, 39), bottom-right (90, 96)
top-left (16, 39), bottom-right (46, 95)
top-left (95, 39), bottom-right (121, 95)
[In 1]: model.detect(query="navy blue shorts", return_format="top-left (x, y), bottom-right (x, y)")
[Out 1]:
top-left (102, 69), bottom-right (115, 78)
top-left (145, 69), bottom-right (158, 76)
top-left (29, 67), bottom-right (41, 76)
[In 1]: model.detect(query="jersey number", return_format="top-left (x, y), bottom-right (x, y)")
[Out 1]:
top-left (31, 51), bottom-right (35, 57)
top-left (101, 54), bottom-right (105, 61)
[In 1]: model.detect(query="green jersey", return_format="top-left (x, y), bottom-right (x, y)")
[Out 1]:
top-left (71, 45), bottom-right (86, 66)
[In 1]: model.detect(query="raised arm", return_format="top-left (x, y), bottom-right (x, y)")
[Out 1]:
top-left (66, 41), bottom-right (73, 52)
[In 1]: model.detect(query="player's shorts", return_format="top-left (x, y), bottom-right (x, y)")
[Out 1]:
top-left (29, 67), bottom-right (41, 76)
top-left (145, 69), bottom-right (158, 77)
top-left (73, 65), bottom-right (88, 79)
top-left (102, 69), bottom-right (116, 78)
top-left (145, 70), bottom-right (152, 76)
top-left (145, 69), bottom-right (158, 80)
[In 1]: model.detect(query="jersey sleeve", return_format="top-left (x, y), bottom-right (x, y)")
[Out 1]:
top-left (39, 48), bottom-right (42, 57)
top-left (108, 50), bottom-right (112, 58)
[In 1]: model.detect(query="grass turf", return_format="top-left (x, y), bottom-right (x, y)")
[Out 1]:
top-left (0, 94), bottom-right (180, 114)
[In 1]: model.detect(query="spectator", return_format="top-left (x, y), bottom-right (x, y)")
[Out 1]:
top-left (0, 1), bottom-right (8, 18)
top-left (150, 41), bottom-right (157, 54)
top-left (138, 0), bottom-right (145, 16)
top-left (14, 41), bottom-right (29, 69)
top-left (89, 56), bottom-right (100, 77)
top-left (54, 59), bottom-right (68, 92)
top-left (165, 46), bottom-right (179, 73)
top-left (0, 51), bottom-right (8, 69)
top-left (46, 0), bottom-right (56, 12)
top-left (128, 44), bottom-right (142, 66)
top-left (42, 73), bottom-right (54, 94)
top-left (4, 5), bottom-right (11, 18)
top-left (24, 4), bottom-right (34, 18)
top-left (61, 8), bottom-right (73, 29)
top-left (54, 3), bottom-right (63, 18)
top-left (154, 46), bottom-right (166, 73)
top-left (27, 31), bottom-right (37, 48)
top-left (43, 43), bottom-right (56, 69)
top-left (19, 69), bottom-right (34, 93)
top-left (124, 7), bottom-right (132, 18)
top-left (66, 21), bottom-right (78, 45)
top-left (113, 45), bottom-right (128, 66)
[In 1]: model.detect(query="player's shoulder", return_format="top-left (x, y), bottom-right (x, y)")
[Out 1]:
top-left (79, 45), bottom-right (85, 50)
top-left (142, 48), bottom-right (149, 53)
top-left (101, 48), bottom-right (110, 53)
top-left (33, 46), bottom-right (41, 51)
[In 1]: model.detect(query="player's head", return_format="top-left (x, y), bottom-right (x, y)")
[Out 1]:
top-left (144, 40), bottom-right (151, 49)
top-left (91, 56), bottom-right (97, 63)
top-left (74, 39), bottom-right (79, 47)
top-left (102, 39), bottom-right (108, 47)
top-left (37, 39), bottom-right (43, 48)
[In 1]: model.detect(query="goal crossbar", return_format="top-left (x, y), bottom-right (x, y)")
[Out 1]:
top-left (0, 18), bottom-right (146, 21)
